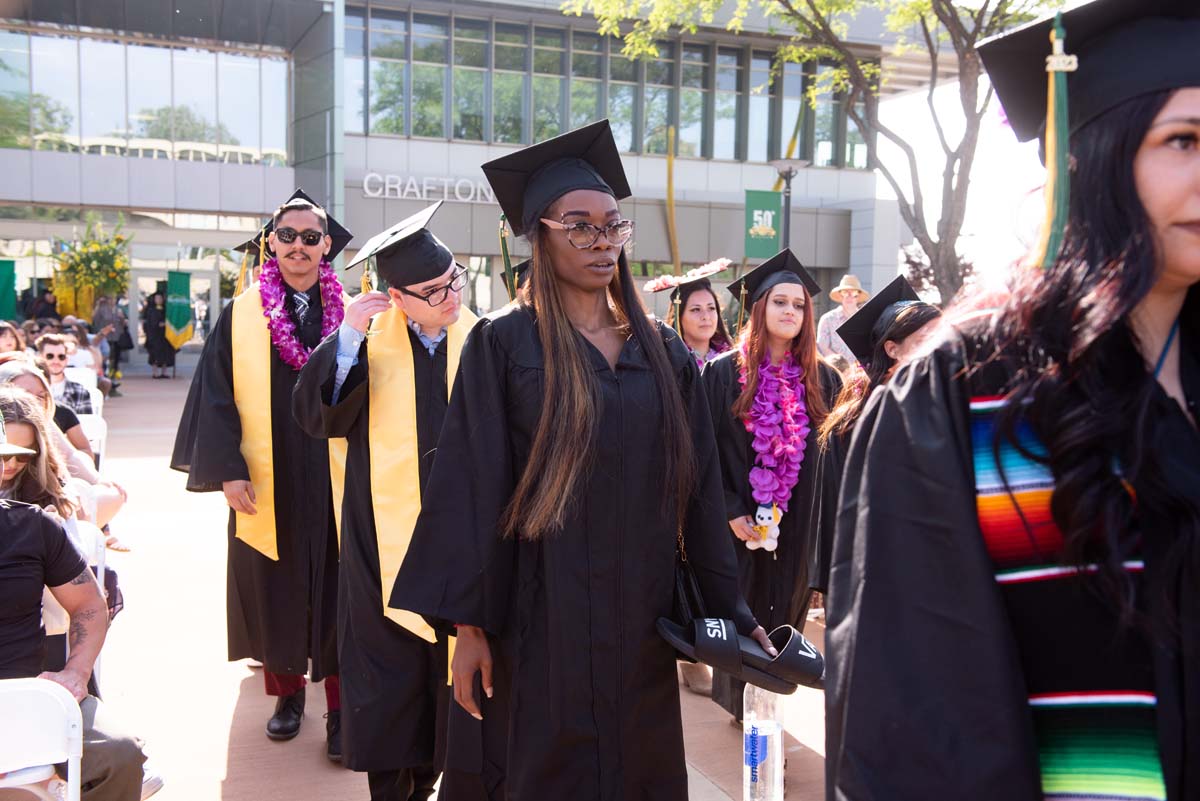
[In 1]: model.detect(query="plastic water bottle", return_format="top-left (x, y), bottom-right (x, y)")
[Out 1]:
top-left (743, 683), bottom-right (784, 801)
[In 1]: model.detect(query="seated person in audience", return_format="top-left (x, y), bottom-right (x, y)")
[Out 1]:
top-left (20, 320), bottom-right (39, 352)
top-left (36, 333), bottom-right (93, 415)
top-left (0, 321), bottom-right (21, 354)
top-left (66, 325), bottom-right (115, 398)
top-left (0, 425), bottom-right (157, 800)
top-left (0, 365), bottom-right (125, 533)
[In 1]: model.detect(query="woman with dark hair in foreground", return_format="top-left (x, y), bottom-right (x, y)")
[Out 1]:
top-left (825, 3), bottom-right (1200, 799)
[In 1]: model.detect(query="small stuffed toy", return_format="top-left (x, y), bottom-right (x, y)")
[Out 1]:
top-left (746, 504), bottom-right (781, 552)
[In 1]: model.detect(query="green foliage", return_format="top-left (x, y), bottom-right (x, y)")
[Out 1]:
top-left (52, 214), bottom-right (132, 297)
top-left (132, 104), bottom-right (238, 144)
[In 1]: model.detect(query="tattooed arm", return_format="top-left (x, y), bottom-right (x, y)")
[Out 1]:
top-left (42, 568), bottom-right (108, 701)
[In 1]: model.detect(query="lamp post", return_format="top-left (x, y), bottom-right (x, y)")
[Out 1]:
top-left (769, 159), bottom-right (810, 251)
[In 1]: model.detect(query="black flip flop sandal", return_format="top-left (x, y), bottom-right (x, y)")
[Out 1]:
top-left (656, 617), bottom-right (799, 695)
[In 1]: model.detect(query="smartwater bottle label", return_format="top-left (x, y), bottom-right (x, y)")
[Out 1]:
top-left (744, 726), bottom-right (769, 776)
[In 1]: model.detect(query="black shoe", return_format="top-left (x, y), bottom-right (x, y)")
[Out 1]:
top-left (324, 710), bottom-right (342, 763)
top-left (266, 687), bottom-right (305, 741)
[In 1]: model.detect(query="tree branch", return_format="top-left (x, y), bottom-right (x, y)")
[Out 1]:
top-left (920, 15), bottom-right (953, 157)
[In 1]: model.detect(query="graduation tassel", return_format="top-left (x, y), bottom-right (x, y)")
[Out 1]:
top-left (498, 214), bottom-right (517, 302)
top-left (234, 250), bottom-right (249, 297)
top-left (673, 294), bottom-right (683, 336)
top-left (735, 285), bottom-right (748, 336)
top-left (361, 256), bottom-right (374, 294)
top-left (1034, 13), bottom-right (1077, 269)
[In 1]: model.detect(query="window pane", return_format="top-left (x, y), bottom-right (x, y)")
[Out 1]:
top-left (30, 35), bottom-right (78, 151)
top-left (845, 103), bottom-right (867, 169)
top-left (495, 23), bottom-right (527, 45)
top-left (494, 45), bottom-right (525, 71)
top-left (173, 49), bottom-right (217, 156)
top-left (643, 85), bottom-right (673, 155)
top-left (572, 52), bottom-right (600, 79)
top-left (532, 75), bottom-right (563, 142)
top-left (678, 87), bottom-right (704, 157)
top-left (646, 59), bottom-right (673, 86)
top-left (610, 55), bottom-right (636, 82)
top-left (452, 69), bottom-right (484, 140)
top-left (371, 9), bottom-right (406, 33)
top-left (455, 40), bottom-right (486, 68)
top-left (713, 90), bottom-right (739, 159)
top-left (344, 55), bottom-right (366, 134)
top-left (413, 36), bottom-right (447, 63)
top-left (0, 31), bottom-right (30, 149)
top-left (346, 6), bottom-right (365, 27)
top-left (218, 52), bottom-right (260, 159)
top-left (534, 49), bottom-right (565, 75)
top-left (370, 31), bottom-right (406, 59)
top-left (369, 59), bottom-right (405, 134)
top-left (413, 14), bottom-right (448, 37)
top-left (127, 44), bottom-right (171, 157)
top-left (492, 71), bottom-right (524, 144)
top-left (345, 24), bottom-right (364, 56)
top-left (455, 19), bottom-right (488, 40)
top-left (748, 92), bottom-right (769, 162)
top-left (80, 39), bottom-right (125, 152)
top-left (683, 44), bottom-right (707, 62)
top-left (608, 83), bottom-right (635, 152)
top-left (574, 32), bottom-right (601, 52)
top-left (717, 47), bottom-right (741, 68)
top-left (261, 57), bottom-right (288, 165)
top-left (534, 28), bottom-right (565, 48)
top-left (682, 63), bottom-right (707, 89)
top-left (411, 64), bottom-right (445, 137)
top-left (570, 79), bottom-right (601, 129)
top-left (814, 97), bottom-right (836, 167)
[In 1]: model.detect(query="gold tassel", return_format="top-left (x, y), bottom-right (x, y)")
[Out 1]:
top-left (235, 251), bottom-right (249, 297)
top-left (735, 285), bottom-right (748, 335)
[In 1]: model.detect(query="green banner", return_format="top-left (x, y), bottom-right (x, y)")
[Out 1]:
top-left (165, 271), bottom-right (193, 349)
top-left (0, 260), bottom-right (14, 321)
top-left (744, 190), bottom-right (782, 260)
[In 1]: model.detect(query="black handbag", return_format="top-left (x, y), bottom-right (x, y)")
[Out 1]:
top-left (117, 329), bottom-right (134, 350)
top-left (672, 527), bottom-right (708, 627)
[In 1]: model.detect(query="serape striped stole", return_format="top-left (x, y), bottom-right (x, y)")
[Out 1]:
top-left (970, 395), bottom-right (1166, 801)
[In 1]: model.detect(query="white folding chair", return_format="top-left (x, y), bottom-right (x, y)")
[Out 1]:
top-left (75, 415), bottom-right (107, 467)
top-left (64, 368), bottom-right (96, 389)
top-left (0, 678), bottom-right (83, 801)
top-left (85, 386), bottom-right (103, 418)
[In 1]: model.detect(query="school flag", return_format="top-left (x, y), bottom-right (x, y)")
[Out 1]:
top-left (165, 271), bottom-right (194, 349)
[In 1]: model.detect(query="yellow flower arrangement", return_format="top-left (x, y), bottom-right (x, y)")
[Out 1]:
top-left (52, 213), bottom-right (132, 297)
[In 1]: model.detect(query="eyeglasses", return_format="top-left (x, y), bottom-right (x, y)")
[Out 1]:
top-left (1, 451), bottom-right (35, 466)
top-left (43, 353), bottom-right (67, 361)
top-left (540, 217), bottom-right (635, 249)
top-left (398, 268), bottom-right (468, 308)
top-left (274, 227), bottom-right (326, 247)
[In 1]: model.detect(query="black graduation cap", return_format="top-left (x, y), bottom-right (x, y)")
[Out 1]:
top-left (343, 201), bottom-right (455, 289)
top-left (482, 119), bottom-right (632, 236)
top-left (727, 250), bottom-right (821, 307)
top-left (978, 0), bottom-right (1200, 143)
top-left (237, 188), bottom-right (354, 262)
top-left (646, 259), bottom-right (732, 303)
top-left (836, 275), bottom-right (922, 365)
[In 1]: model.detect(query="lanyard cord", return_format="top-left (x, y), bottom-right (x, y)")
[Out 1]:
top-left (1154, 317), bottom-right (1181, 380)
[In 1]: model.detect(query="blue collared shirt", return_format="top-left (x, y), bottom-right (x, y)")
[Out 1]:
top-left (330, 318), bottom-right (446, 402)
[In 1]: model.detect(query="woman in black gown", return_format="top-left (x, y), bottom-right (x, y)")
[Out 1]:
top-left (826, 3), bottom-right (1200, 798)
top-left (389, 120), bottom-right (774, 801)
top-left (703, 250), bottom-right (842, 721)
top-left (142, 292), bottom-right (174, 377)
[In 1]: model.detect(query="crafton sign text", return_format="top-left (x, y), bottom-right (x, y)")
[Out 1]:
top-left (362, 172), bottom-right (496, 204)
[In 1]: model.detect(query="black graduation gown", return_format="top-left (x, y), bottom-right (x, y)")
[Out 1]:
top-left (143, 304), bottom-right (175, 367)
top-left (703, 352), bottom-right (841, 718)
top-left (389, 305), bottom-right (757, 801)
top-left (824, 314), bottom-right (1200, 801)
top-left (292, 326), bottom-right (449, 773)
top-left (170, 287), bottom-right (338, 680)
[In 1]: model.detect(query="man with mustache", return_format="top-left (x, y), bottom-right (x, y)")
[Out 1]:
top-left (172, 190), bottom-right (351, 761)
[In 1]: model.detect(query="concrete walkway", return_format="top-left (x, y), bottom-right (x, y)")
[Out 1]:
top-left (92, 345), bottom-right (826, 800)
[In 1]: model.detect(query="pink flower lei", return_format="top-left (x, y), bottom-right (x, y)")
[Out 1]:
top-left (257, 257), bottom-right (345, 371)
top-left (737, 344), bottom-right (810, 512)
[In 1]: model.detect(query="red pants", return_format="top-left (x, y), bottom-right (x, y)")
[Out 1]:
top-left (264, 670), bottom-right (340, 712)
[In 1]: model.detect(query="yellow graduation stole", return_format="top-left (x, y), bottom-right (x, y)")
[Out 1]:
top-left (367, 305), bottom-right (476, 641)
top-left (230, 285), bottom-right (349, 560)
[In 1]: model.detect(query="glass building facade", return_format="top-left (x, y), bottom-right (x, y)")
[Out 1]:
top-left (0, 29), bottom-right (289, 165)
top-left (343, 4), bottom-right (872, 168)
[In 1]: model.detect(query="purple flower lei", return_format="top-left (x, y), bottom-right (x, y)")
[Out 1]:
top-left (257, 257), bottom-right (345, 371)
top-left (737, 345), bottom-right (810, 512)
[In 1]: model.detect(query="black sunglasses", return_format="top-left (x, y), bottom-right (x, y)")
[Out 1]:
top-left (1, 451), bottom-right (35, 465)
top-left (275, 227), bottom-right (325, 247)
top-left (43, 353), bottom-right (67, 361)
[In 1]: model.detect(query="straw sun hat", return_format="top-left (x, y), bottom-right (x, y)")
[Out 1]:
top-left (829, 274), bottom-right (869, 303)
